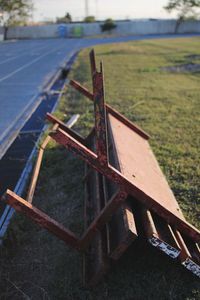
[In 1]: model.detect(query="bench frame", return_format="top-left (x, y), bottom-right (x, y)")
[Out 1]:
top-left (2, 50), bottom-right (200, 253)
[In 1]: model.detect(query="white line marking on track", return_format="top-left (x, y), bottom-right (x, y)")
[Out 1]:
top-left (0, 45), bottom-right (64, 83)
top-left (0, 43), bottom-right (55, 66)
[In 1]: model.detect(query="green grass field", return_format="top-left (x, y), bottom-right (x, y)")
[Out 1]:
top-left (0, 37), bottom-right (200, 299)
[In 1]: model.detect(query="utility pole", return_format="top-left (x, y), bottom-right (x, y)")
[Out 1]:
top-left (96, 0), bottom-right (98, 20)
top-left (85, 0), bottom-right (89, 17)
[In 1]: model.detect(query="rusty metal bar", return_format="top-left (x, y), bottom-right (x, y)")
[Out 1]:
top-left (91, 61), bottom-right (108, 165)
top-left (3, 190), bottom-right (79, 249)
top-left (82, 162), bottom-right (89, 285)
top-left (89, 170), bottom-right (109, 286)
top-left (70, 79), bottom-right (93, 101)
top-left (90, 49), bottom-right (97, 75)
top-left (27, 115), bottom-right (80, 204)
top-left (27, 123), bottom-right (59, 203)
top-left (70, 79), bottom-right (150, 140)
top-left (79, 189), bottom-right (127, 250)
top-left (27, 149), bottom-right (44, 203)
top-left (50, 127), bottom-right (200, 243)
top-left (46, 113), bottom-right (85, 145)
top-left (83, 133), bottom-right (109, 286)
top-left (101, 176), bottom-right (111, 255)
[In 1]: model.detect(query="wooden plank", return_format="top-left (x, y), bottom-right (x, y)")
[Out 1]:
top-left (108, 113), bottom-right (184, 220)
top-left (3, 190), bottom-right (79, 249)
top-left (108, 121), bottom-right (179, 259)
top-left (106, 105), bottom-right (150, 140)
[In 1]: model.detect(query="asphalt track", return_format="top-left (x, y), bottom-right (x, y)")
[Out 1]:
top-left (0, 33), bottom-right (199, 159)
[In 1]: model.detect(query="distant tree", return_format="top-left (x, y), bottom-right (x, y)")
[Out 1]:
top-left (0, 0), bottom-right (33, 39)
top-left (56, 12), bottom-right (72, 24)
top-left (83, 15), bottom-right (95, 23)
top-left (101, 18), bottom-right (117, 33)
top-left (164, 0), bottom-right (200, 32)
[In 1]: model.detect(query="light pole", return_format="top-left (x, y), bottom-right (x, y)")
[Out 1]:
top-left (96, 0), bottom-right (98, 20)
top-left (85, 0), bottom-right (89, 17)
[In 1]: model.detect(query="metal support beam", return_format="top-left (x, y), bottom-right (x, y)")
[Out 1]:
top-left (46, 113), bottom-right (85, 145)
top-left (3, 190), bottom-right (79, 249)
top-left (70, 79), bottom-right (93, 100)
top-left (27, 115), bottom-right (80, 204)
top-left (27, 123), bottom-right (59, 203)
top-left (80, 189), bottom-right (128, 249)
top-left (90, 50), bottom-right (108, 165)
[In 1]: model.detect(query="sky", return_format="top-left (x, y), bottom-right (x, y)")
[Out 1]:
top-left (33, 0), bottom-right (177, 22)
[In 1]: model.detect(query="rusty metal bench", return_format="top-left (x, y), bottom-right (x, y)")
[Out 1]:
top-left (2, 50), bottom-right (199, 283)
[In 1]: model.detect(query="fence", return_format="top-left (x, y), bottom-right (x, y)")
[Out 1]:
top-left (4, 20), bottom-right (200, 40)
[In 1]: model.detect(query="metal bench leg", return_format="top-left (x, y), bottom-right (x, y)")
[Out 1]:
top-left (3, 190), bottom-right (79, 249)
top-left (79, 189), bottom-right (128, 249)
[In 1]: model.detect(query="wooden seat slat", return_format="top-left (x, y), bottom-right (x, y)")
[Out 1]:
top-left (108, 113), bottom-right (184, 220)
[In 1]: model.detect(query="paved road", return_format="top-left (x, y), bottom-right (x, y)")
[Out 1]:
top-left (0, 39), bottom-right (82, 158)
top-left (0, 33), bottom-right (199, 159)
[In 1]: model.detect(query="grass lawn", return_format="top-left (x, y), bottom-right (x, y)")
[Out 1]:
top-left (0, 37), bottom-right (200, 299)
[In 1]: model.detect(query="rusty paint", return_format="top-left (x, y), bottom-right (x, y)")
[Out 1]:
top-left (92, 62), bottom-right (108, 165)
top-left (70, 79), bottom-right (93, 101)
top-left (90, 49), bottom-right (97, 76)
top-left (46, 113), bottom-right (85, 145)
top-left (3, 190), bottom-right (79, 249)
top-left (27, 123), bottom-right (59, 203)
top-left (83, 135), bottom-right (109, 286)
top-left (80, 189), bottom-right (128, 250)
